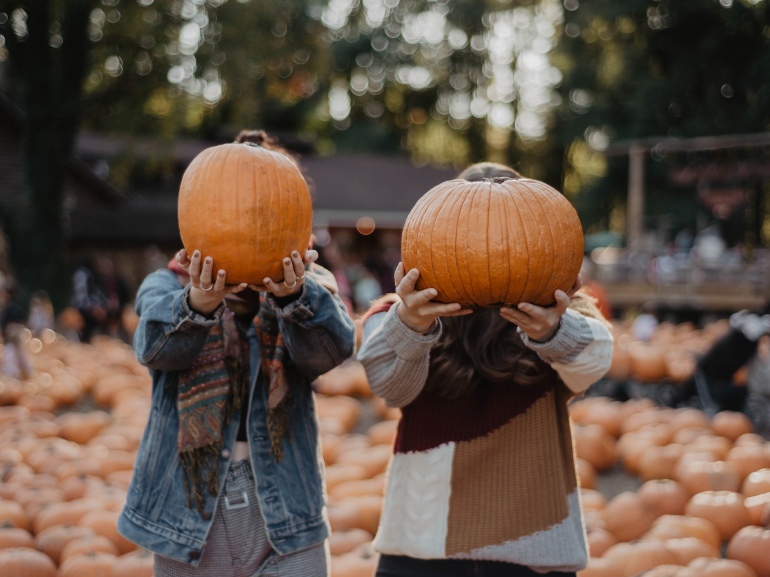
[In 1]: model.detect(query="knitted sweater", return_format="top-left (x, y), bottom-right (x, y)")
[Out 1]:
top-left (356, 304), bottom-right (613, 572)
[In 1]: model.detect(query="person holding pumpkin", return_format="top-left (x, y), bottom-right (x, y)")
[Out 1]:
top-left (356, 162), bottom-right (614, 577)
top-left (117, 131), bottom-right (356, 577)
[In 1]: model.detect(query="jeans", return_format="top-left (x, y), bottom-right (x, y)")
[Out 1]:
top-left (376, 554), bottom-right (577, 577)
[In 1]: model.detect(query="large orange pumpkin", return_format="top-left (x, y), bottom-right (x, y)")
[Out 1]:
top-left (178, 142), bottom-right (313, 284)
top-left (400, 176), bottom-right (584, 307)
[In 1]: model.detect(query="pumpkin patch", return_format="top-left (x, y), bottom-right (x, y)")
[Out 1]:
top-left (0, 318), bottom-right (769, 577)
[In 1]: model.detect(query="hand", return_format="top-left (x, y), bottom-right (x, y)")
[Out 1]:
top-left (394, 262), bottom-right (472, 333)
top-left (259, 250), bottom-right (318, 297)
top-left (177, 249), bottom-right (247, 315)
top-left (500, 289), bottom-right (570, 343)
top-left (567, 274), bottom-right (583, 298)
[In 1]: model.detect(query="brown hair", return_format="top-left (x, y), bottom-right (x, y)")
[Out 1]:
top-left (456, 161), bottom-right (522, 182)
top-left (234, 129), bottom-right (298, 163)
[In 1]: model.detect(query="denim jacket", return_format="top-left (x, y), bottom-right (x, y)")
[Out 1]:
top-left (117, 267), bottom-right (355, 565)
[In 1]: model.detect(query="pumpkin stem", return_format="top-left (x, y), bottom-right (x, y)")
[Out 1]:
top-left (484, 176), bottom-right (518, 184)
top-left (242, 141), bottom-right (262, 148)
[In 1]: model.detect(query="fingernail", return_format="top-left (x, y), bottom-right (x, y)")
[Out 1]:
top-left (292, 251), bottom-right (299, 258)
top-left (218, 270), bottom-right (224, 276)
top-left (263, 278), bottom-right (270, 284)
top-left (205, 257), bottom-right (212, 264)
top-left (284, 258), bottom-right (290, 265)
top-left (193, 250), bottom-right (200, 258)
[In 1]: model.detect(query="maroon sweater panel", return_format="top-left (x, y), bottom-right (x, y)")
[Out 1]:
top-left (394, 376), bottom-right (557, 454)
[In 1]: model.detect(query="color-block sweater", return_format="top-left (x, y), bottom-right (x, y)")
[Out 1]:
top-left (356, 304), bottom-right (613, 573)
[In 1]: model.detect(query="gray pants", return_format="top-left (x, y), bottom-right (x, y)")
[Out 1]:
top-left (155, 460), bottom-right (329, 577)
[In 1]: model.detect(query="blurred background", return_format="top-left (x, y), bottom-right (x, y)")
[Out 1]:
top-left (1, 0), bottom-right (770, 341)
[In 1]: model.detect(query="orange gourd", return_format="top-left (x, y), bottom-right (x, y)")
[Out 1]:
top-left (685, 491), bottom-right (752, 542)
top-left (58, 552), bottom-right (117, 577)
top-left (112, 549), bottom-right (154, 577)
top-left (0, 527), bottom-right (35, 551)
top-left (178, 142), bottom-right (313, 284)
top-left (727, 526), bottom-right (770, 577)
top-left (0, 547), bottom-right (57, 577)
top-left (400, 176), bottom-right (583, 307)
top-left (685, 557), bottom-right (760, 577)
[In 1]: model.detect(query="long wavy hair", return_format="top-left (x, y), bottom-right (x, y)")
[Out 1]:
top-left (424, 162), bottom-right (598, 399)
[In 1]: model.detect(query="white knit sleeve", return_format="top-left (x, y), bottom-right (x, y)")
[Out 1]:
top-left (518, 308), bottom-right (613, 393)
top-left (356, 303), bottom-right (441, 407)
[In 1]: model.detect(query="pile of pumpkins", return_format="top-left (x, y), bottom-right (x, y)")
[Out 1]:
top-left (570, 395), bottom-right (770, 577)
top-left (607, 317), bottom-right (741, 384)
top-left (0, 328), bottom-right (392, 577)
top-left (2, 322), bottom-right (770, 577)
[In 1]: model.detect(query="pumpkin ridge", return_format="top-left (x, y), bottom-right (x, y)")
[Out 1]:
top-left (525, 182), bottom-right (564, 306)
top-left (424, 186), bottom-right (449, 300)
top-left (431, 182), bottom-right (465, 304)
top-left (516, 182), bottom-right (549, 304)
top-left (404, 185), bottom-right (439, 293)
top-left (462, 182), bottom-right (486, 307)
top-left (499, 185), bottom-right (512, 305)
top-left (501, 183), bottom-right (529, 305)
top-left (411, 188), bottom-right (440, 293)
top-left (486, 183), bottom-right (500, 304)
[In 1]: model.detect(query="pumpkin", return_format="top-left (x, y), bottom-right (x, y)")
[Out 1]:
top-left (112, 549), bottom-right (154, 577)
top-left (58, 552), bottom-right (117, 577)
top-left (328, 528), bottom-right (374, 556)
top-left (0, 527), bottom-right (35, 551)
top-left (400, 176), bottom-right (583, 307)
top-left (178, 142), bottom-right (313, 284)
top-left (726, 526), bottom-right (770, 577)
top-left (0, 547), bottom-right (57, 577)
top-left (685, 491), bottom-right (752, 542)
top-left (601, 491), bottom-right (657, 542)
top-left (685, 557), bottom-right (760, 577)
top-left (637, 479), bottom-right (691, 517)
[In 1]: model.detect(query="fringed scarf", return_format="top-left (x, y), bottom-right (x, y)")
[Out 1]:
top-left (169, 261), bottom-right (291, 510)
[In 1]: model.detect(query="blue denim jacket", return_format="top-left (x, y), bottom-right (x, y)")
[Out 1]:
top-left (117, 267), bottom-right (355, 565)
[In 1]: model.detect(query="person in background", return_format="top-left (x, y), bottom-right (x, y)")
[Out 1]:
top-left (117, 130), bottom-right (356, 577)
top-left (27, 291), bottom-right (55, 337)
top-left (1, 280), bottom-right (31, 380)
top-left (657, 305), bottom-right (770, 425)
top-left (71, 258), bottom-right (108, 343)
top-left (631, 301), bottom-right (659, 342)
top-left (356, 162), bottom-right (613, 577)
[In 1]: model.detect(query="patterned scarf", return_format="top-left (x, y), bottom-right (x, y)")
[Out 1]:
top-left (169, 262), bottom-right (290, 510)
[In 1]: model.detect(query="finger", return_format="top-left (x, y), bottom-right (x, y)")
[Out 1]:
top-left (212, 269), bottom-right (227, 291)
top-left (177, 248), bottom-right (191, 268)
top-left (282, 256), bottom-right (296, 283)
top-left (553, 290), bottom-right (570, 314)
top-left (262, 277), bottom-right (283, 295)
top-left (398, 268), bottom-right (420, 293)
top-left (516, 301), bottom-right (547, 319)
top-left (419, 302), bottom-right (466, 316)
top-left (409, 287), bottom-right (437, 307)
top-left (568, 275), bottom-right (583, 296)
top-left (200, 256), bottom-right (215, 288)
top-left (224, 282), bottom-right (249, 295)
top-left (289, 251), bottom-right (305, 277)
top-left (303, 249), bottom-right (319, 264)
top-left (394, 262), bottom-right (405, 286)
top-left (188, 250), bottom-right (202, 285)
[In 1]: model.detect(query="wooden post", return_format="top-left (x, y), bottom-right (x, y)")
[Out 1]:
top-left (627, 145), bottom-right (645, 251)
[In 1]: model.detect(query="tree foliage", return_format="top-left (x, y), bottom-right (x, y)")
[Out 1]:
top-left (551, 0), bottom-right (770, 236)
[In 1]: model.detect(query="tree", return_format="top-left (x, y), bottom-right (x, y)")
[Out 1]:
top-left (551, 0), bottom-right (770, 241)
top-left (0, 0), bottom-right (97, 309)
